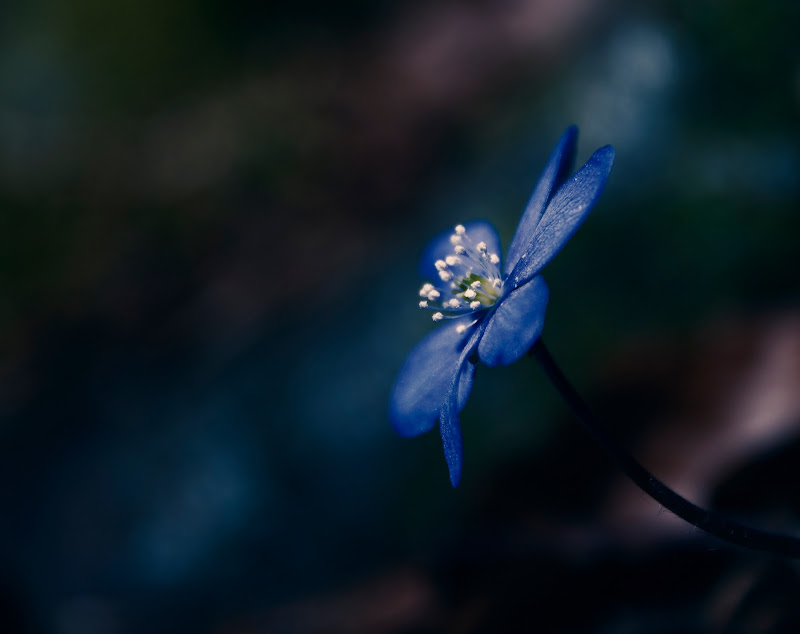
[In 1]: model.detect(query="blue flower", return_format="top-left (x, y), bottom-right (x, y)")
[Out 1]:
top-left (389, 126), bottom-right (615, 487)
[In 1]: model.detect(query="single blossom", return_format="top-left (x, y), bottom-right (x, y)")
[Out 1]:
top-left (389, 126), bottom-right (615, 486)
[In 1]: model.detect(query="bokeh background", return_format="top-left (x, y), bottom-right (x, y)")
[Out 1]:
top-left (2, 1), bottom-right (800, 632)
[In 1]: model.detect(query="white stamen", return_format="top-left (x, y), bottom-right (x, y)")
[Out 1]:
top-left (417, 222), bottom-right (505, 321)
top-left (456, 324), bottom-right (468, 334)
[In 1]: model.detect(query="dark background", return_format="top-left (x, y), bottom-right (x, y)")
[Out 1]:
top-left (1, 1), bottom-right (800, 632)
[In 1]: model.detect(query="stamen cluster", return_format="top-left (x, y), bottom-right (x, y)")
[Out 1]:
top-left (418, 225), bottom-right (503, 332)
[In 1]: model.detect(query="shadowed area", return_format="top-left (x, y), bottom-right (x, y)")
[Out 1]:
top-left (1, 0), bottom-right (799, 632)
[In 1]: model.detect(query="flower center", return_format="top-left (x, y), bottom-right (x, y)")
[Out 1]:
top-left (418, 224), bottom-right (503, 332)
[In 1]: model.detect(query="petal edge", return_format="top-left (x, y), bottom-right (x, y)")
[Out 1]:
top-left (509, 145), bottom-right (615, 287)
top-left (389, 320), bottom-right (475, 438)
top-left (505, 127), bottom-right (578, 275)
top-left (478, 275), bottom-right (549, 367)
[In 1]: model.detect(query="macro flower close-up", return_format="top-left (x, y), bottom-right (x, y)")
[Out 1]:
top-left (390, 126), bottom-right (615, 486)
top-left (4, 1), bottom-right (800, 630)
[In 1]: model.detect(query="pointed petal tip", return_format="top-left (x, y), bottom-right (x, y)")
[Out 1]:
top-left (449, 467), bottom-right (461, 488)
top-left (444, 439), bottom-right (462, 486)
top-left (555, 126), bottom-right (579, 165)
top-left (439, 403), bottom-right (465, 490)
top-left (593, 144), bottom-right (616, 165)
top-left (441, 427), bottom-right (463, 487)
top-left (562, 124), bottom-right (579, 143)
top-left (585, 144), bottom-right (616, 184)
top-left (507, 141), bottom-right (616, 286)
top-left (504, 126), bottom-right (581, 275)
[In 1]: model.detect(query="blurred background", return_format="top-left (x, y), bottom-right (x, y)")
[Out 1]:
top-left (1, 0), bottom-right (800, 632)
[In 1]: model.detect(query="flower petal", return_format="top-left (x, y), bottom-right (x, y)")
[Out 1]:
top-left (439, 409), bottom-right (464, 488)
top-left (504, 126), bottom-right (578, 276)
top-left (389, 320), bottom-right (476, 438)
top-left (420, 220), bottom-right (502, 281)
top-left (438, 322), bottom-right (486, 487)
top-left (477, 275), bottom-right (549, 367)
top-left (508, 145), bottom-right (615, 288)
top-left (457, 359), bottom-right (476, 410)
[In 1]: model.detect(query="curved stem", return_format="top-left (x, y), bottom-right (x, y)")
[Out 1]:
top-left (531, 338), bottom-right (800, 558)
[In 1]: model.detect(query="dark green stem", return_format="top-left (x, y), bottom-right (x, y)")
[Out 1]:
top-left (531, 339), bottom-right (800, 558)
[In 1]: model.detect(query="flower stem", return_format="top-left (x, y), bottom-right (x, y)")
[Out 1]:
top-left (530, 339), bottom-right (800, 558)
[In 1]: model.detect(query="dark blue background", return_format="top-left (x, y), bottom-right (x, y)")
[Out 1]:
top-left (1, 1), bottom-right (799, 632)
